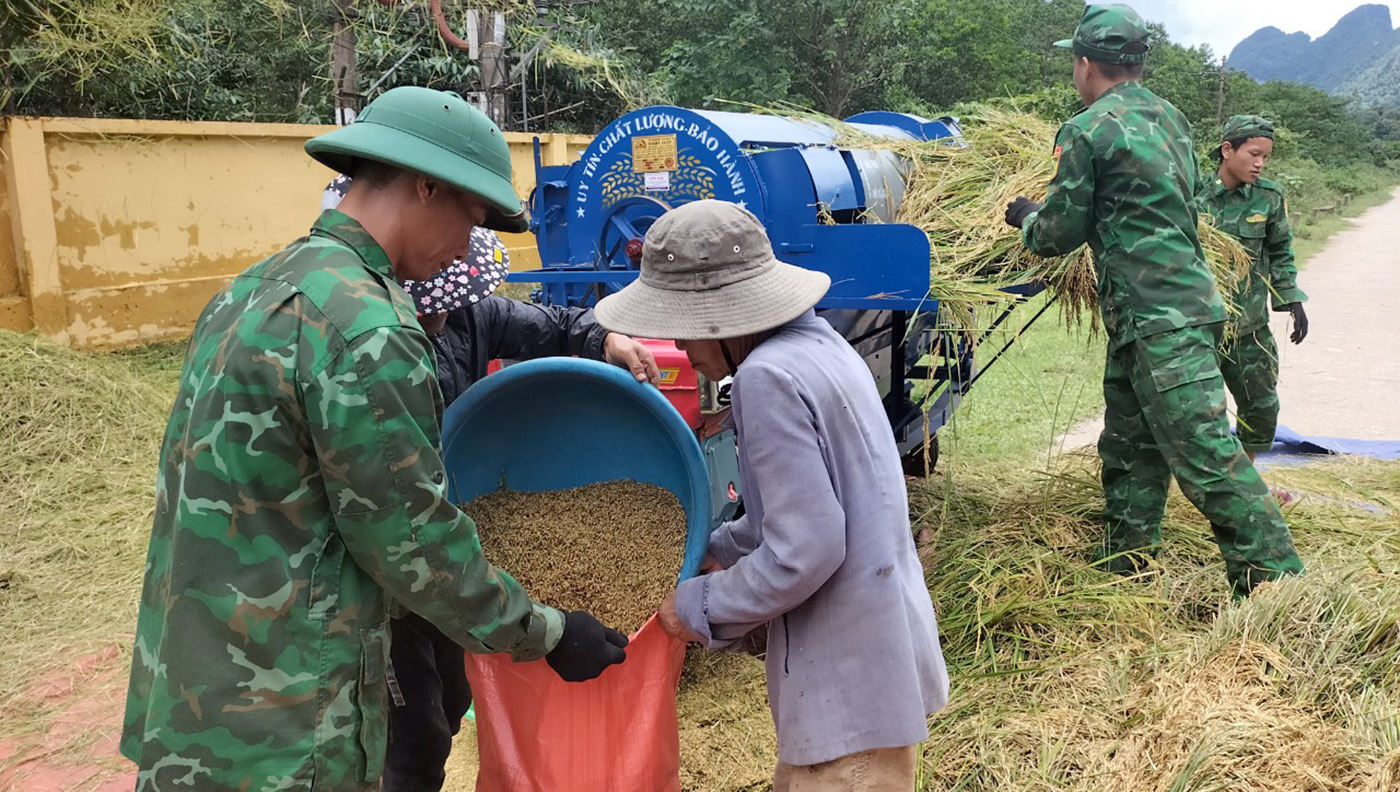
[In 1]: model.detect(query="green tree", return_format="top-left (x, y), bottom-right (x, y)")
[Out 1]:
top-left (1249, 81), bottom-right (1372, 166)
top-left (899, 0), bottom-right (1021, 111)
top-left (894, 0), bottom-right (1086, 116)
top-left (354, 2), bottom-right (481, 102)
top-left (8, 0), bottom-right (333, 122)
top-left (1140, 29), bottom-right (1218, 128)
top-left (654, 0), bottom-right (798, 109)
top-left (2, 0), bottom-right (172, 114)
top-left (1004, 0), bottom-right (1083, 92)
top-left (780, 0), bottom-right (919, 116)
top-left (561, 0), bottom-right (919, 117)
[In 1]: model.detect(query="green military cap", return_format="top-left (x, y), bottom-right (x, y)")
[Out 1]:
top-left (1054, 4), bottom-right (1151, 65)
top-left (1213, 115), bottom-right (1275, 158)
top-left (1221, 115), bottom-right (1275, 143)
top-left (306, 86), bottom-right (527, 233)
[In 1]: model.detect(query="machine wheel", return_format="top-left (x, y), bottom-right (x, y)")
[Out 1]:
top-left (901, 434), bottom-right (940, 477)
top-left (597, 196), bottom-right (672, 269)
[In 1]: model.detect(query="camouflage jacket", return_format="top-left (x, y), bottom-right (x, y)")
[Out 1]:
top-left (121, 210), bottom-right (563, 791)
top-left (1197, 175), bottom-right (1306, 334)
top-left (1022, 81), bottom-right (1226, 350)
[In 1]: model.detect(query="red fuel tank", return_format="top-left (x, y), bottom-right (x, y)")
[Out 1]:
top-left (638, 338), bottom-right (702, 429)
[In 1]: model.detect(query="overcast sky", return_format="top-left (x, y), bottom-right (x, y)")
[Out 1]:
top-left (1126, 1), bottom-right (1399, 60)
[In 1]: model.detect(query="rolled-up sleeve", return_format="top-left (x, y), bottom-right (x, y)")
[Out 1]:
top-left (304, 324), bottom-right (563, 660)
top-left (673, 362), bottom-right (846, 647)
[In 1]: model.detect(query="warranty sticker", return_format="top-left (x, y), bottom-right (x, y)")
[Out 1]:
top-left (644, 172), bottom-right (671, 191)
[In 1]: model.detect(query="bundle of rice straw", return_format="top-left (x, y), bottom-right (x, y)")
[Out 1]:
top-left (818, 105), bottom-right (1252, 333)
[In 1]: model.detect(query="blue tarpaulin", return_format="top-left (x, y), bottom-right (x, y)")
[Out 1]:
top-left (1256, 424), bottom-right (1400, 462)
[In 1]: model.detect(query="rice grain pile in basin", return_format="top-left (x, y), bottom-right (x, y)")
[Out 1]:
top-left (464, 480), bottom-right (686, 632)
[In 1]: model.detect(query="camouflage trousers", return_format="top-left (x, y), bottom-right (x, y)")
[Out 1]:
top-left (1099, 324), bottom-right (1304, 596)
top-left (1218, 326), bottom-right (1280, 454)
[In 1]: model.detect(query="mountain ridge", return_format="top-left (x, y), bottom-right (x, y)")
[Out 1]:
top-left (1227, 4), bottom-right (1400, 106)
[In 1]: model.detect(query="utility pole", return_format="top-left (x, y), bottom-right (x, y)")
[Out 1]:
top-left (432, 2), bottom-right (509, 128)
top-left (1216, 56), bottom-right (1228, 128)
top-left (478, 10), bottom-right (508, 128)
top-left (331, 0), bottom-right (361, 124)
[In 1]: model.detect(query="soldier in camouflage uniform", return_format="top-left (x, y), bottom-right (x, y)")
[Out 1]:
top-left (1198, 116), bottom-right (1309, 475)
top-left (321, 176), bottom-right (660, 792)
top-left (121, 87), bottom-right (629, 791)
top-left (1005, 5), bottom-right (1304, 596)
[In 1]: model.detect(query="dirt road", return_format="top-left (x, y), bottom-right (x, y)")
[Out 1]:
top-left (1058, 187), bottom-right (1400, 451)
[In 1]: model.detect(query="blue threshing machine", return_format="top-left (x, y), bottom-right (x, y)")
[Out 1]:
top-left (513, 106), bottom-right (1051, 476)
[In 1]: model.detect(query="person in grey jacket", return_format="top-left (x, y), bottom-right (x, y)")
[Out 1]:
top-left (323, 176), bottom-right (659, 792)
top-left (596, 200), bottom-right (949, 791)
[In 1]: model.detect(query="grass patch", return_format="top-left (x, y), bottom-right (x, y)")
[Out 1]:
top-left (494, 281), bottom-right (538, 302)
top-left (1266, 156), bottom-right (1400, 267)
top-left (938, 295), bottom-right (1105, 466)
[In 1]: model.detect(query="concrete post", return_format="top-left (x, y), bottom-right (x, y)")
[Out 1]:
top-left (2, 118), bottom-right (66, 341)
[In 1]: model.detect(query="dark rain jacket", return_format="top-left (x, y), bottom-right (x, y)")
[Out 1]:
top-left (430, 296), bottom-right (609, 405)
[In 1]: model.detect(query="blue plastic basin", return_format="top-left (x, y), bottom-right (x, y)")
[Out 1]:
top-left (440, 358), bottom-right (712, 582)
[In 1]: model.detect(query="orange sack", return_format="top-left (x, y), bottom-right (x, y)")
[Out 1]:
top-left (464, 615), bottom-right (687, 792)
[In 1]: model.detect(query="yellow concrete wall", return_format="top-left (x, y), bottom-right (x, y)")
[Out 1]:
top-left (0, 124), bottom-right (24, 333)
top-left (0, 116), bottom-right (591, 348)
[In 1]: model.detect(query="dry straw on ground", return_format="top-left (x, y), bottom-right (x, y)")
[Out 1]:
top-left (911, 455), bottom-right (1400, 792)
top-left (0, 332), bottom-right (179, 743)
top-left (6, 333), bottom-right (1399, 792)
top-left (465, 481), bottom-right (686, 632)
top-left (448, 454), bottom-right (1400, 792)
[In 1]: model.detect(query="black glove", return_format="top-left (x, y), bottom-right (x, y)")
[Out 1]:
top-left (1004, 196), bottom-right (1043, 229)
top-left (1288, 303), bottom-right (1308, 344)
top-left (545, 610), bottom-right (629, 682)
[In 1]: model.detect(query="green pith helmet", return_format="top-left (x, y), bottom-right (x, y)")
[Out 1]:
top-left (1054, 4), bottom-right (1151, 65)
top-left (305, 87), bottom-right (527, 233)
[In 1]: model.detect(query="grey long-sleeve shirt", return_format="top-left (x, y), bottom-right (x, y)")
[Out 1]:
top-left (673, 311), bottom-right (949, 766)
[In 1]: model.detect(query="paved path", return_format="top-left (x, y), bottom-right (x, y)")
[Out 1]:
top-left (1058, 187), bottom-right (1400, 451)
top-left (1270, 188), bottom-right (1400, 441)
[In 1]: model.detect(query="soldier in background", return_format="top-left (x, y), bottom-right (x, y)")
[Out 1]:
top-left (1198, 116), bottom-right (1309, 502)
top-left (1004, 4), bottom-right (1304, 596)
top-left (121, 87), bottom-right (628, 791)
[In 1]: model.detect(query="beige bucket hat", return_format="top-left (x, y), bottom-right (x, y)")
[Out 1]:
top-left (594, 200), bottom-right (831, 340)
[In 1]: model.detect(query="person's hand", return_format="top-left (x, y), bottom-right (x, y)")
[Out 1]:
top-left (658, 591), bottom-right (704, 644)
top-left (1288, 303), bottom-right (1308, 344)
top-left (545, 610), bottom-right (629, 682)
top-left (700, 553), bottom-right (723, 574)
top-left (1004, 196), bottom-right (1043, 229)
top-left (604, 333), bottom-right (661, 385)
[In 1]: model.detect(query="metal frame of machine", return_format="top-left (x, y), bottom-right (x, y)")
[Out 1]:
top-left (512, 105), bottom-right (1050, 472)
